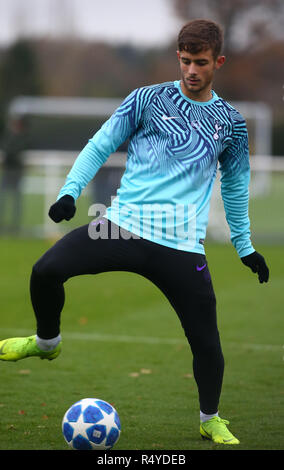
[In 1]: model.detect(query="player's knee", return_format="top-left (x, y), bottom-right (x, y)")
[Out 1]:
top-left (32, 254), bottom-right (65, 283)
top-left (187, 330), bottom-right (222, 357)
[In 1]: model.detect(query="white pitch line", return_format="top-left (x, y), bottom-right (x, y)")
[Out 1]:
top-left (0, 328), bottom-right (282, 352)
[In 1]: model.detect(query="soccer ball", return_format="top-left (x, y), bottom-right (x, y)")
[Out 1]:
top-left (62, 398), bottom-right (121, 450)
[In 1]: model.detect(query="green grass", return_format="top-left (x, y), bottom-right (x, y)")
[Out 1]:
top-left (250, 173), bottom-right (284, 242)
top-left (0, 238), bottom-right (283, 450)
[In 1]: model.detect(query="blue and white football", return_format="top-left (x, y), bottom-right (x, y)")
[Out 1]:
top-left (62, 398), bottom-right (121, 450)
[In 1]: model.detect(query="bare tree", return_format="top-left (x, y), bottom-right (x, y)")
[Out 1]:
top-left (47, 0), bottom-right (78, 39)
top-left (172, 0), bottom-right (284, 53)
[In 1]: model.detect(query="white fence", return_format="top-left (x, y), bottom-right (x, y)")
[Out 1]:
top-left (1, 150), bottom-right (283, 243)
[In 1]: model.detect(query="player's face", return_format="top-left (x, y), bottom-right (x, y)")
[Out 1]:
top-left (177, 49), bottom-right (225, 101)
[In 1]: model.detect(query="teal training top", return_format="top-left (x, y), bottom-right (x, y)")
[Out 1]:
top-left (57, 80), bottom-right (255, 257)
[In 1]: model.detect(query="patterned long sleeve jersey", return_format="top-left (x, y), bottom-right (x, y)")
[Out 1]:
top-left (57, 80), bottom-right (254, 257)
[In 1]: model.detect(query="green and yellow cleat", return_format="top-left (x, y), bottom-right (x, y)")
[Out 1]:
top-left (0, 335), bottom-right (61, 362)
top-left (200, 416), bottom-right (240, 445)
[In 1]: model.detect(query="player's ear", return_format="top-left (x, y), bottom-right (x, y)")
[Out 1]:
top-left (215, 55), bottom-right (226, 70)
top-left (176, 50), bottom-right (181, 61)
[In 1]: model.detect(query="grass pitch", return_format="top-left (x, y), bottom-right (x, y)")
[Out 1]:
top-left (0, 237), bottom-right (283, 450)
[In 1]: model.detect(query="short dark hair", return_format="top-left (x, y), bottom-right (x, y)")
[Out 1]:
top-left (178, 19), bottom-right (224, 60)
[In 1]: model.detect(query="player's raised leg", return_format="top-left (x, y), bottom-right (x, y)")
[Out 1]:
top-left (0, 219), bottom-right (144, 362)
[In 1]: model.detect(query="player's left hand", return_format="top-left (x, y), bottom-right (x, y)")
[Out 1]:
top-left (241, 251), bottom-right (269, 283)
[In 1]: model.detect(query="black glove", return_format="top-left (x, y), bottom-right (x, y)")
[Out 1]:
top-left (48, 195), bottom-right (76, 223)
top-left (241, 251), bottom-right (269, 283)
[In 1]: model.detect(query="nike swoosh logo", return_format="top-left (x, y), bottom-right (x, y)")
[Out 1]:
top-left (196, 264), bottom-right (206, 271)
top-left (0, 341), bottom-right (7, 355)
top-left (162, 114), bottom-right (179, 120)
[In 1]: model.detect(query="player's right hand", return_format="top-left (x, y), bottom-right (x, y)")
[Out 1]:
top-left (48, 195), bottom-right (76, 223)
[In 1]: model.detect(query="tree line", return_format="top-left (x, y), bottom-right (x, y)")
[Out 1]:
top-left (0, 36), bottom-right (283, 154)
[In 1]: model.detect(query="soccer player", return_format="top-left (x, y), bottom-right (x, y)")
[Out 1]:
top-left (0, 19), bottom-right (269, 445)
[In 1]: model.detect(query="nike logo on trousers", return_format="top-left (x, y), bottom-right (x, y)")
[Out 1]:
top-left (196, 264), bottom-right (206, 271)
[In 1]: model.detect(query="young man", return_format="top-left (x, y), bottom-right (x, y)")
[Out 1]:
top-left (0, 20), bottom-right (269, 445)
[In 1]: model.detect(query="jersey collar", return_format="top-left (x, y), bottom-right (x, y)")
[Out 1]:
top-left (174, 80), bottom-right (219, 106)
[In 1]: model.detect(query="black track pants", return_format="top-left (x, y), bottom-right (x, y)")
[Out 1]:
top-left (30, 218), bottom-right (224, 414)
